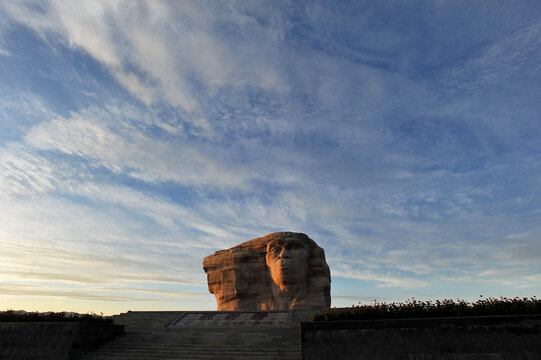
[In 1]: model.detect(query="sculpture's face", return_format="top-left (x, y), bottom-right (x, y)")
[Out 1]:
top-left (266, 237), bottom-right (310, 289)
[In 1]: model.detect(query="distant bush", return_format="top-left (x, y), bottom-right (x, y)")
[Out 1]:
top-left (312, 296), bottom-right (541, 322)
top-left (0, 310), bottom-right (112, 323)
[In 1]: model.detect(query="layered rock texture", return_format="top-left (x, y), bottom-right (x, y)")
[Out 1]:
top-left (203, 232), bottom-right (331, 311)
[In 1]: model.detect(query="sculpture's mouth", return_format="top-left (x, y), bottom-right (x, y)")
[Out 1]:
top-left (276, 263), bottom-right (294, 271)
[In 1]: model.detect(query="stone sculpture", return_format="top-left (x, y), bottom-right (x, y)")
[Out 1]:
top-left (203, 232), bottom-right (331, 311)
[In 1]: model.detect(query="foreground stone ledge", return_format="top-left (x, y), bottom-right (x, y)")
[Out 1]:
top-left (0, 322), bottom-right (124, 360)
top-left (301, 314), bottom-right (541, 360)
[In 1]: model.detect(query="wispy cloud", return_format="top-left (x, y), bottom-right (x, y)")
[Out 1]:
top-left (23, 105), bottom-right (255, 190)
top-left (332, 265), bottom-right (430, 289)
top-left (1, 0), bottom-right (292, 129)
top-left (0, 0), bottom-right (540, 312)
top-left (0, 283), bottom-right (205, 302)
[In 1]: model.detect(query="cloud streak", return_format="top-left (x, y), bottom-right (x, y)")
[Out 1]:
top-left (0, 0), bottom-right (540, 312)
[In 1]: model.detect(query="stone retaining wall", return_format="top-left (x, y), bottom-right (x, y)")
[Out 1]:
top-left (301, 314), bottom-right (541, 360)
top-left (3, 314), bottom-right (540, 359)
top-left (0, 322), bottom-right (124, 360)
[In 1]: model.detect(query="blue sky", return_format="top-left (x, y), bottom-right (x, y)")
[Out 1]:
top-left (1, 1), bottom-right (540, 315)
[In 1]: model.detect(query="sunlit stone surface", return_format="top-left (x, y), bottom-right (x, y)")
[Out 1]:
top-left (203, 232), bottom-right (331, 311)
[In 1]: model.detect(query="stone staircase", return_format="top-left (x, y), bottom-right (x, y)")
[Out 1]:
top-left (82, 311), bottom-right (302, 360)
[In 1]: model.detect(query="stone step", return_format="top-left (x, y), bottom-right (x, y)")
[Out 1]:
top-left (84, 344), bottom-right (300, 359)
top-left (85, 349), bottom-right (300, 358)
top-left (92, 349), bottom-right (302, 357)
top-left (105, 342), bottom-right (299, 348)
top-left (93, 344), bottom-right (298, 349)
top-left (86, 357), bottom-right (300, 360)
top-left (96, 342), bottom-right (299, 348)
top-left (109, 334), bottom-right (299, 342)
top-left (106, 338), bottom-right (299, 346)
top-left (95, 342), bottom-right (299, 349)
top-left (85, 350), bottom-right (300, 358)
top-left (100, 343), bottom-right (299, 350)
top-left (110, 334), bottom-right (298, 340)
top-left (88, 353), bottom-right (301, 358)
top-left (85, 355), bottom-right (300, 360)
top-left (107, 333), bottom-right (299, 344)
top-left (116, 329), bottom-right (299, 336)
top-left (100, 346), bottom-right (299, 351)
top-left (90, 349), bottom-right (301, 357)
top-left (95, 345), bottom-right (299, 353)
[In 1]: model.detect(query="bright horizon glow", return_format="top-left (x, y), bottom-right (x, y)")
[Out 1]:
top-left (1, 1), bottom-right (540, 316)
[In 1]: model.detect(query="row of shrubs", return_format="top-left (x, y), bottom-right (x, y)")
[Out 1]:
top-left (312, 296), bottom-right (541, 322)
top-left (0, 310), bottom-right (112, 323)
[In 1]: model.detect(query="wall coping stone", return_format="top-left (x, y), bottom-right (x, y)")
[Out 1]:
top-left (302, 313), bottom-right (541, 331)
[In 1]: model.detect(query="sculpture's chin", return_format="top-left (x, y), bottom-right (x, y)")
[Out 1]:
top-left (276, 265), bottom-right (295, 275)
top-left (273, 273), bottom-right (303, 288)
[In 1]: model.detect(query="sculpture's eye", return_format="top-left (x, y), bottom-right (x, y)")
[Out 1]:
top-left (270, 246), bottom-right (279, 254)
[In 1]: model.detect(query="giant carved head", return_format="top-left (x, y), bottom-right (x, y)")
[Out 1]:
top-left (203, 232), bottom-right (331, 311)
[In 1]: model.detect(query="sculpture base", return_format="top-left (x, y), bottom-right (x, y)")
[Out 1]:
top-left (167, 310), bottom-right (296, 327)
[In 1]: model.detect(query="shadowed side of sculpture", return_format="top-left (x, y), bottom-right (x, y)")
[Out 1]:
top-left (203, 232), bottom-right (331, 311)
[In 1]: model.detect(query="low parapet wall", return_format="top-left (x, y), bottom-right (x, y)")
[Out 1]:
top-left (0, 322), bottom-right (124, 360)
top-left (301, 314), bottom-right (541, 360)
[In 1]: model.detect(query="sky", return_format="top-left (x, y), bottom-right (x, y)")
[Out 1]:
top-left (0, 1), bottom-right (540, 315)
